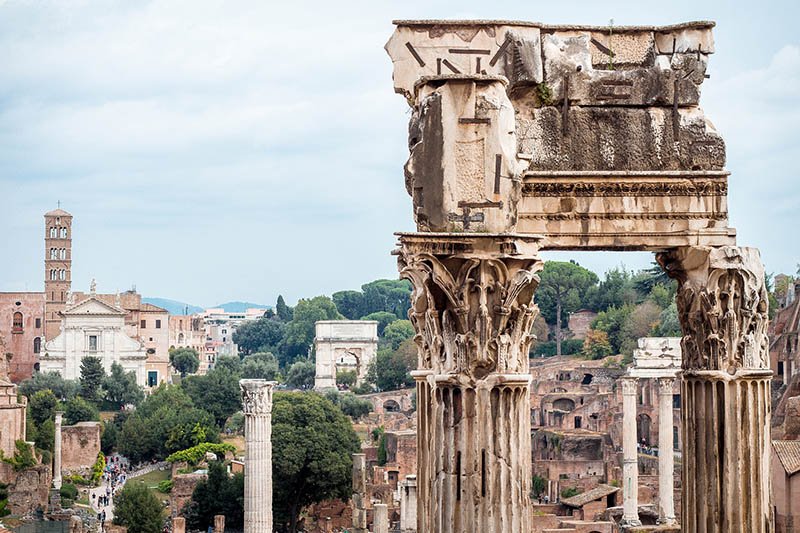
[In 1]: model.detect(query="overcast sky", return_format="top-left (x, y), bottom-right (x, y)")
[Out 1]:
top-left (1, 0), bottom-right (797, 307)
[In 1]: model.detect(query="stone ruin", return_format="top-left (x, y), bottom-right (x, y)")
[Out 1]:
top-left (384, 19), bottom-right (772, 533)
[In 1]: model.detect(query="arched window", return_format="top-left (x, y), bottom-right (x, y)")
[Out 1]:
top-left (60, 228), bottom-right (67, 238)
top-left (49, 248), bottom-right (55, 259)
top-left (59, 269), bottom-right (65, 280)
top-left (49, 270), bottom-right (55, 280)
top-left (33, 337), bottom-right (41, 354)
top-left (60, 249), bottom-right (66, 259)
top-left (12, 312), bottom-right (23, 333)
top-left (49, 227), bottom-right (56, 238)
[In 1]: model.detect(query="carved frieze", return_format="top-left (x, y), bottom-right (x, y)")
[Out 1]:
top-left (398, 239), bottom-right (542, 378)
top-left (658, 246), bottom-right (770, 372)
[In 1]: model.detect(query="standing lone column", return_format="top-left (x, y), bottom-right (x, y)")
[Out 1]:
top-left (399, 475), bottom-right (417, 532)
top-left (373, 503), bottom-right (389, 533)
top-left (53, 411), bottom-right (63, 490)
top-left (399, 235), bottom-right (542, 533)
top-left (240, 379), bottom-right (275, 533)
top-left (620, 377), bottom-right (641, 527)
top-left (657, 377), bottom-right (677, 525)
top-left (659, 246), bottom-right (773, 532)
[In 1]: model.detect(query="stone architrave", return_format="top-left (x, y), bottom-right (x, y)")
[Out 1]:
top-left (374, 503), bottom-right (389, 533)
top-left (351, 453), bottom-right (368, 533)
top-left (659, 246), bottom-right (773, 533)
top-left (657, 376), bottom-right (677, 524)
top-left (240, 379), bottom-right (275, 533)
top-left (398, 234), bottom-right (542, 533)
top-left (53, 411), bottom-right (63, 490)
top-left (619, 377), bottom-right (641, 527)
top-left (399, 475), bottom-right (417, 532)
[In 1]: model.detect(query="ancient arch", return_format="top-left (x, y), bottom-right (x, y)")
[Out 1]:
top-left (385, 19), bottom-right (772, 533)
top-left (552, 398), bottom-right (575, 412)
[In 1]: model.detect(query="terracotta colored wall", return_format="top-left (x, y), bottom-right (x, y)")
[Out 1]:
top-left (0, 292), bottom-right (45, 382)
top-left (61, 422), bottom-right (101, 471)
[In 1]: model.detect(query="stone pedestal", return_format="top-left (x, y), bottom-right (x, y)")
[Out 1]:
top-left (659, 246), bottom-right (773, 532)
top-left (399, 234), bottom-right (542, 533)
top-left (374, 503), bottom-right (388, 533)
top-left (657, 377), bottom-right (676, 525)
top-left (620, 377), bottom-right (641, 527)
top-left (172, 517), bottom-right (186, 533)
top-left (240, 379), bottom-right (275, 533)
top-left (399, 475), bottom-right (417, 532)
top-left (53, 411), bottom-right (63, 490)
top-left (352, 453), bottom-right (368, 533)
top-left (214, 514), bottom-right (225, 533)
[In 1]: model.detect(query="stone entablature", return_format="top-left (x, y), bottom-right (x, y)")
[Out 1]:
top-left (314, 321), bottom-right (378, 390)
top-left (628, 337), bottom-right (681, 379)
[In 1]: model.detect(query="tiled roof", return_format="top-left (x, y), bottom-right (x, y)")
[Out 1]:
top-left (45, 208), bottom-right (71, 217)
top-left (561, 484), bottom-right (619, 508)
top-left (773, 440), bottom-right (800, 475)
top-left (140, 303), bottom-right (168, 313)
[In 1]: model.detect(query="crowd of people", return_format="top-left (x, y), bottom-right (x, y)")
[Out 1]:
top-left (92, 454), bottom-right (130, 530)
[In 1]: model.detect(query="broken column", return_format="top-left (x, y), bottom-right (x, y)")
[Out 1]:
top-left (374, 503), bottom-right (388, 533)
top-left (214, 515), bottom-right (225, 533)
top-left (351, 453), bottom-right (368, 533)
top-left (53, 411), bottom-right (63, 490)
top-left (660, 246), bottom-right (773, 533)
top-left (399, 235), bottom-right (541, 533)
top-left (620, 376), bottom-right (641, 527)
top-left (657, 376), bottom-right (677, 525)
top-left (240, 379), bottom-right (275, 533)
top-left (172, 517), bottom-right (186, 533)
top-left (399, 475), bottom-right (417, 532)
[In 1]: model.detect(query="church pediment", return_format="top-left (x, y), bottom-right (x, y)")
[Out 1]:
top-left (63, 296), bottom-right (126, 316)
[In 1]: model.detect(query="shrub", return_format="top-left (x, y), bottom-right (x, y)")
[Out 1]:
top-left (0, 441), bottom-right (36, 471)
top-left (166, 443), bottom-right (236, 466)
top-left (157, 480), bottom-right (174, 494)
top-left (561, 487), bottom-right (581, 499)
top-left (60, 483), bottom-right (78, 501)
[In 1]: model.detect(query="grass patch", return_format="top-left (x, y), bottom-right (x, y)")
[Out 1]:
top-left (125, 468), bottom-right (171, 505)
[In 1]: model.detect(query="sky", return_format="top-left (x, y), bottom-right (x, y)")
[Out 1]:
top-left (0, 0), bottom-right (797, 307)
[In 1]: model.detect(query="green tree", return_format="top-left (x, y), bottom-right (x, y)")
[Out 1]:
top-left (214, 355), bottom-right (241, 374)
top-left (285, 361), bottom-right (315, 390)
top-left (272, 392), bottom-right (360, 531)
top-left (367, 338), bottom-right (415, 392)
top-left (654, 302), bottom-right (682, 337)
top-left (19, 372), bottom-right (78, 401)
top-left (360, 279), bottom-right (412, 319)
top-left (360, 311), bottom-right (397, 336)
top-left (182, 368), bottom-right (241, 427)
top-left (113, 482), bottom-right (164, 533)
top-left (0, 441), bottom-right (36, 472)
top-left (183, 460), bottom-right (244, 530)
top-left (332, 290), bottom-right (365, 320)
top-left (584, 267), bottom-right (637, 312)
top-left (324, 391), bottom-right (372, 419)
top-left (618, 301), bottom-right (663, 361)
top-left (28, 390), bottom-right (57, 426)
top-left (35, 418), bottom-right (55, 453)
top-left (241, 352), bottom-right (280, 381)
top-left (79, 356), bottom-right (105, 404)
top-left (336, 370), bottom-right (357, 388)
top-left (103, 363), bottom-right (144, 409)
top-left (276, 295), bottom-right (293, 322)
top-left (232, 318), bottom-right (285, 356)
top-left (592, 304), bottom-right (634, 354)
top-left (170, 348), bottom-right (200, 377)
top-left (536, 262), bottom-right (599, 356)
top-left (381, 319), bottom-right (415, 351)
top-left (64, 396), bottom-right (100, 425)
top-left (581, 329), bottom-right (613, 360)
top-left (279, 296), bottom-right (342, 366)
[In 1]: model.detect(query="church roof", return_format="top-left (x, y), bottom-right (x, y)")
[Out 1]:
top-left (773, 440), bottom-right (800, 476)
top-left (45, 208), bottom-right (71, 217)
top-left (63, 295), bottom-right (126, 316)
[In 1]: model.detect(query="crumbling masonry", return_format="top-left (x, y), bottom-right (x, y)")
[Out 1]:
top-left (385, 19), bottom-right (772, 533)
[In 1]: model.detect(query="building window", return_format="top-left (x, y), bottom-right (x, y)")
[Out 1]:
top-left (140, 320), bottom-right (146, 329)
top-left (155, 319), bottom-right (161, 329)
top-left (148, 371), bottom-right (158, 387)
top-left (35, 318), bottom-right (41, 329)
top-left (12, 312), bottom-right (23, 333)
top-left (778, 361), bottom-right (784, 378)
top-left (60, 249), bottom-right (66, 260)
top-left (88, 335), bottom-right (98, 351)
top-left (49, 227), bottom-right (56, 238)
top-left (59, 269), bottom-right (65, 281)
top-left (673, 394), bottom-right (681, 409)
top-left (60, 228), bottom-right (67, 238)
top-left (33, 337), bottom-right (41, 354)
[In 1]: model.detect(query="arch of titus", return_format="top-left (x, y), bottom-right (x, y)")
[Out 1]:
top-left (384, 20), bottom-right (772, 532)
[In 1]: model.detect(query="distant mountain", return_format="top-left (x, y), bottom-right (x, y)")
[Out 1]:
top-left (143, 297), bottom-right (204, 315)
top-left (215, 301), bottom-right (272, 313)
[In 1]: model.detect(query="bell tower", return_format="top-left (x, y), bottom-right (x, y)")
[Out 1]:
top-left (44, 207), bottom-right (72, 341)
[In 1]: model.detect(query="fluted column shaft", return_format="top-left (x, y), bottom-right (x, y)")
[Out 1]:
top-left (659, 246), bottom-right (773, 533)
top-left (620, 377), bottom-right (641, 526)
top-left (240, 379), bottom-right (275, 533)
top-left (399, 235), bottom-right (542, 533)
top-left (657, 377), bottom-right (677, 524)
top-left (53, 411), bottom-right (63, 490)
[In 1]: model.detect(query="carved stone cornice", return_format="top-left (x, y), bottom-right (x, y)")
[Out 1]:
top-left (397, 235), bottom-right (542, 378)
top-left (240, 379), bottom-right (275, 416)
top-left (657, 246), bottom-right (769, 372)
top-left (522, 180), bottom-right (727, 197)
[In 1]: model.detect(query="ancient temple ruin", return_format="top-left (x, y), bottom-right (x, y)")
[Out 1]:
top-left (385, 19), bottom-right (772, 532)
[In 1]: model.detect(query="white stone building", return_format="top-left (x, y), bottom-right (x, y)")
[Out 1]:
top-left (41, 294), bottom-right (147, 386)
top-left (314, 320), bottom-right (378, 390)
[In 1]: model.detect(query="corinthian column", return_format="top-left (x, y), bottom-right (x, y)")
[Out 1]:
top-left (657, 377), bottom-right (676, 525)
top-left (659, 246), bottom-right (773, 533)
top-left (619, 377), bottom-right (641, 527)
top-left (240, 379), bottom-right (275, 533)
top-left (398, 234), bottom-right (542, 533)
top-left (53, 411), bottom-right (63, 490)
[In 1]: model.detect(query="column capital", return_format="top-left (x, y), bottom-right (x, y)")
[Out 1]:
top-left (240, 379), bottom-right (276, 416)
top-left (656, 376), bottom-right (676, 394)
top-left (657, 245), bottom-right (769, 373)
top-left (619, 376), bottom-right (639, 396)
